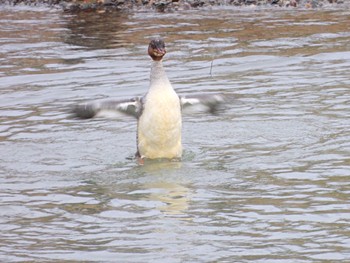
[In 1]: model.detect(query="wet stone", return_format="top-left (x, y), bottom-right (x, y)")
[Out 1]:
top-left (0, 0), bottom-right (346, 12)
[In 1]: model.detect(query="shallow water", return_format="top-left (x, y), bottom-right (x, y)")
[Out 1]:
top-left (0, 5), bottom-right (350, 262)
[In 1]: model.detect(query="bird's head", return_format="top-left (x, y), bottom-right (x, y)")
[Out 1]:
top-left (148, 38), bottom-right (166, 61)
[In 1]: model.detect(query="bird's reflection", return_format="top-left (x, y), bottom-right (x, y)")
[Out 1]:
top-left (138, 160), bottom-right (192, 220)
top-left (146, 181), bottom-right (191, 218)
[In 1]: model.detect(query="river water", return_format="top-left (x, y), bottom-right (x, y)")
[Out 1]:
top-left (0, 4), bottom-right (349, 262)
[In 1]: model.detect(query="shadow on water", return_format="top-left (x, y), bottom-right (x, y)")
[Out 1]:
top-left (63, 12), bottom-right (132, 49)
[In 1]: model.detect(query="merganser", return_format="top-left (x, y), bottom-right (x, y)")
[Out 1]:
top-left (72, 38), bottom-right (224, 161)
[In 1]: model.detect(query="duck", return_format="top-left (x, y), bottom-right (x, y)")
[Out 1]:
top-left (71, 38), bottom-right (225, 161)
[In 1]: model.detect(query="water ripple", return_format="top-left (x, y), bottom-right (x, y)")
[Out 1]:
top-left (1, 6), bottom-right (350, 262)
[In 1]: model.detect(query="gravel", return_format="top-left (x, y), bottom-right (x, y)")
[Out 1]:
top-left (0, 0), bottom-right (346, 12)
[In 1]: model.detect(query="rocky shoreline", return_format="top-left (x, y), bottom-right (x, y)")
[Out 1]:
top-left (0, 0), bottom-right (345, 12)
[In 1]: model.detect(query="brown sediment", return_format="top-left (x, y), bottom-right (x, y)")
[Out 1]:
top-left (0, 0), bottom-right (346, 12)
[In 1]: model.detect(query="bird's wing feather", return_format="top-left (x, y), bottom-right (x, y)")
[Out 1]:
top-left (180, 94), bottom-right (225, 114)
top-left (70, 97), bottom-right (142, 119)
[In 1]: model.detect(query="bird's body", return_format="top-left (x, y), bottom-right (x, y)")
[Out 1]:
top-left (137, 60), bottom-right (182, 159)
top-left (71, 38), bottom-right (225, 162)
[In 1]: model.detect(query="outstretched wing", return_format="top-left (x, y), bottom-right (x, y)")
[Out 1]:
top-left (70, 97), bottom-right (142, 119)
top-left (180, 94), bottom-right (225, 114)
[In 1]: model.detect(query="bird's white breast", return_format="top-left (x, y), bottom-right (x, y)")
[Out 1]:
top-left (137, 87), bottom-right (182, 159)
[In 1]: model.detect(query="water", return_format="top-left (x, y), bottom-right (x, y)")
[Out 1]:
top-left (1, 5), bottom-right (350, 262)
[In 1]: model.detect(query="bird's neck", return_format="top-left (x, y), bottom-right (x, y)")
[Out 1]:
top-left (149, 60), bottom-right (171, 90)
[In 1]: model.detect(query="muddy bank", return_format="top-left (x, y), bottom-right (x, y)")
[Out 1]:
top-left (0, 0), bottom-right (345, 12)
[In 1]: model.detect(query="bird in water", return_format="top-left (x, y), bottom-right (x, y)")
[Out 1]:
top-left (71, 38), bottom-right (225, 163)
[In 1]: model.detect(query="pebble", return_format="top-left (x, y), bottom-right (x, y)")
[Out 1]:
top-left (1, 0), bottom-right (345, 12)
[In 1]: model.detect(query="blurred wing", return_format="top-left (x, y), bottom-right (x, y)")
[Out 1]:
top-left (70, 97), bottom-right (142, 119)
top-left (180, 94), bottom-right (225, 114)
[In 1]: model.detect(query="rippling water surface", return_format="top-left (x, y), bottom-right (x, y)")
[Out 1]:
top-left (1, 5), bottom-right (350, 262)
